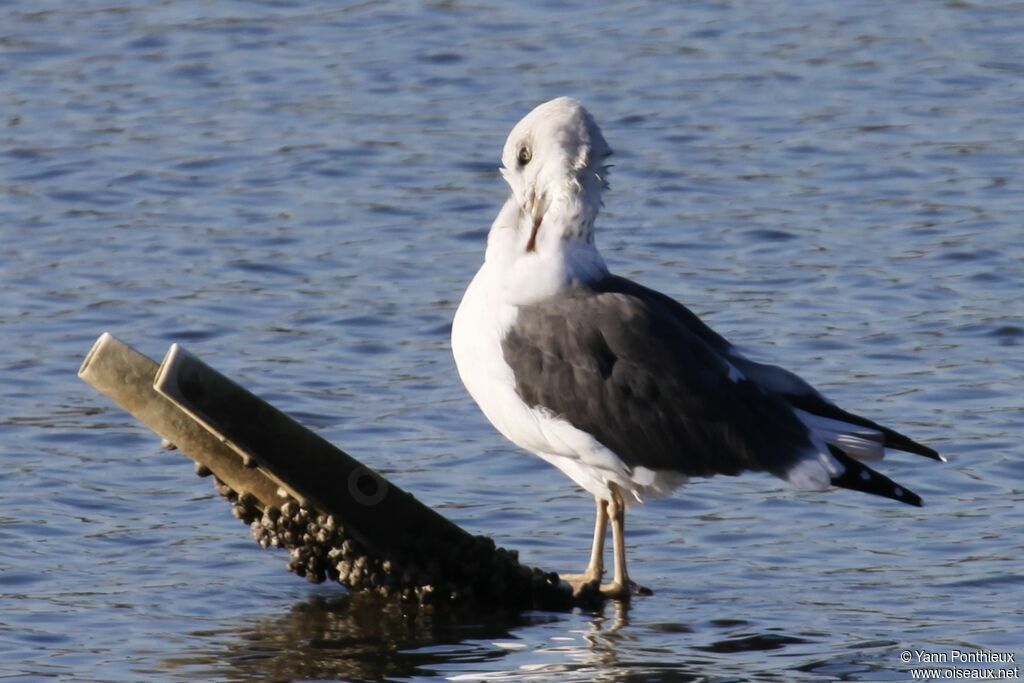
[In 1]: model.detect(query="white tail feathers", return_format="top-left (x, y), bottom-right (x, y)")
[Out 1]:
top-left (781, 421), bottom-right (925, 507)
top-left (783, 436), bottom-right (845, 490)
top-left (793, 409), bottom-right (886, 462)
top-left (782, 409), bottom-right (887, 492)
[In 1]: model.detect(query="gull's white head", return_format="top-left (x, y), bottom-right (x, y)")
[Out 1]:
top-left (498, 97), bottom-right (612, 255)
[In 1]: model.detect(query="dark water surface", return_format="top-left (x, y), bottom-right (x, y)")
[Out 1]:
top-left (2, 1), bottom-right (1022, 681)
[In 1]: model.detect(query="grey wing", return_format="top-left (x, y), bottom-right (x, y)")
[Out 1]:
top-left (602, 275), bottom-right (938, 461)
top-left (501, 288), bottom-right (815, 478)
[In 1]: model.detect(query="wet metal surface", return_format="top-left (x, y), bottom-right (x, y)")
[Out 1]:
top-left (2, 1), bottom-right (1023, 680)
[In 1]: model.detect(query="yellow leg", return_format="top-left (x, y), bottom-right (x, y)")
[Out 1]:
top-left (562, 496), bottom-right (607, 591)
top-left (584, 495), bottom-right (608, 580)
top-left (600, 484), bottom-right (631, 598)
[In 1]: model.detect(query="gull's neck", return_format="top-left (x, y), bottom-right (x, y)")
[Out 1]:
top-left (485, 192), bottom-right (609, 306)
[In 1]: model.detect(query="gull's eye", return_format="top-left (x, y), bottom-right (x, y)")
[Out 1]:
top-left (517, 146), bottom-right (532, 166)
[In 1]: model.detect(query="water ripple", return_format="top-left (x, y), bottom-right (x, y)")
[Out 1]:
top-left (2, 0), bottom-right (1022, 681)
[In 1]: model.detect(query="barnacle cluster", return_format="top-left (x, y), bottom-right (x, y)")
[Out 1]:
top-left (200, 464), bottom-right (572, 608)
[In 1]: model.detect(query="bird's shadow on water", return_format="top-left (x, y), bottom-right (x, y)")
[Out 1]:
top-left (154, 591), bottom-right (866, 682)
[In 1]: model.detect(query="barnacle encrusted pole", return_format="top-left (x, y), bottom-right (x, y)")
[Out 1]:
top-left (153, 342), bottom-right (474, 565)
top-left (78, 333), bottom-right (577, 609)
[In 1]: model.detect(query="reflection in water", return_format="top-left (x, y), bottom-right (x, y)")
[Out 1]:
top-left (576, 600), bottom-right (634, 674)
top-left (162, 592), bottom-right (559, 681)
top-left (163, 593), bottom-right (823, 683)
top-left (564, 602), bottom-right (692, 683)
top-left (162, 595), bottom-right (702, 682)
top-left (157, 585), bottom-right (838, 681)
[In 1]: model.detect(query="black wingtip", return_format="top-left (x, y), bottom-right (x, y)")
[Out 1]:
top-left (884, 431), bottom-right (943, 462)
top-left (828, 446), bottom-right (923, 507)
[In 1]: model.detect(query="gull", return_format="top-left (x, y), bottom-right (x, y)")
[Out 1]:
top-left (451, 97), bottom-right (942, 598)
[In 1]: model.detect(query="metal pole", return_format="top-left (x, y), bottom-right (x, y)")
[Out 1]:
top-left (78, 333), bottom-right (290, 508)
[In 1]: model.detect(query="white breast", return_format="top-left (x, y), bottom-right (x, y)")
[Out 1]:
top-left (451, 261), bottom-right (543, 452)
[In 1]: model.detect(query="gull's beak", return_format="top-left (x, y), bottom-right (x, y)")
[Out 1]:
top-left (525, 191), bottom-right (549, 253)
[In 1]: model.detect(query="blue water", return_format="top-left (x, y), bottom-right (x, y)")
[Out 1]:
top-left (2, 1), bottom-right (1022, 680)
